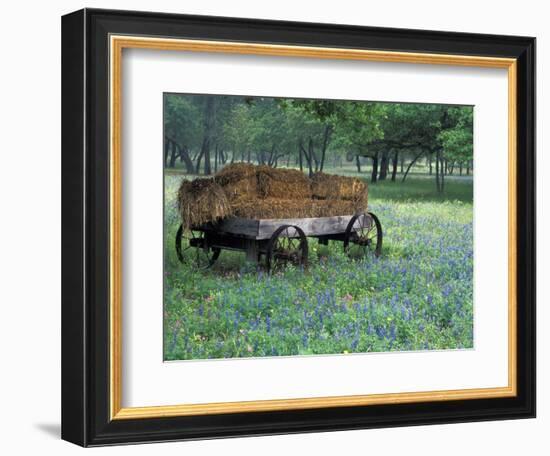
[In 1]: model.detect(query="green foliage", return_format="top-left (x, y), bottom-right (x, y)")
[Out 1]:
top-left (164, 95), bottom-right (201, 148)
top-left (331, 101), bottom-right (385, 151)
top-left (164, 94), bottom-right (474, 184)
top-left (438, 107), bottom-right (474, 164)
top-left (379, 103), bottom-right (443, 149)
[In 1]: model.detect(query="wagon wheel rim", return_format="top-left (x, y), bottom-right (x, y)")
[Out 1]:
top-left (267, 225), bottom-right (308, 273)
top-left (175, 224), bottom-right (220, 269)
top-left (344, 213), bottom-right (382, 258)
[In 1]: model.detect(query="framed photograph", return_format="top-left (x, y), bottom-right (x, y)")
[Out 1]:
top-left (61, 8), bottom-right (535, 446)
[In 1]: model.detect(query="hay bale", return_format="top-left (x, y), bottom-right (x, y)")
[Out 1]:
top-left (177, 178), bottom-right (231, 229)
top-left (257, 165), bottom-right (312, 199)
top-left (231, 197), bottom-right (358, 220)
top-left (311, 172), bottom-right (368, 202)
top-left (214, 162), bottom-right (256, 185)
top-left (214, 163), bottom-right (258, 200)
top-left (231, 197), bottom-right (317, 219)
top-left (352, 191), bottom-right (368, 213)
top-left (315, 199), bottom-right (353, 217)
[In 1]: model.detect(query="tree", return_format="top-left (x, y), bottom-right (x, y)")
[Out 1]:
top-left (438, 107), bottom-right (473, 178)
top-left (164, 93), bottom-right (474, 195)
top-left (331, 101), bottom-right (384, 182)
top-left (163, 95), bottom-right (200, 173)
top-left (279, 99), bottom-right (339, 175)
top-left (362, 104), bottom-right (442, 184)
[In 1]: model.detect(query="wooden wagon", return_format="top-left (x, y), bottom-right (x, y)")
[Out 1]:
top-left (175, 211), bottom-right (382, 272)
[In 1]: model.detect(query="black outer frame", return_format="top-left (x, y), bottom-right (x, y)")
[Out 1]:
top-left (61, 8), bottom-right (536, 447)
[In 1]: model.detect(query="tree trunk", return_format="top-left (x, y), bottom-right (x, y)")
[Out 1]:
top-left (257, 149), bottom-right (264, 165)
top-left (164, 139), bottom-right (170, 167)
top-left (298, 145), bottom-right (303, 171)
top-left (308, 138), bottom-right (319, 173)
top-left (371, 152), bottom-right (379, 183)
top-left (319, 124), bottom-right (332, 172)
top-left (169, 140), bottom-right (178, 168)
top-left (435, 150), bottom-right (441, 193)
top-left (177, 143), bottom-right (195, 173)
top-left (201, 96), bottom-right (215, 175)
top-left (356, 154), bottom-right (362, 173)
top-left (441, 153), bottom-right (445, 193)
top-left (429, 156), bottom-right (433, 175)
top-left (379, 151), bottom-right (388, 181)
top-left (400, 156), bottom-right (404, 173)
top-left (203, 141), bottom-right (211, 175)
top-left (300, 141), bottom-right (313, 177)
top-left (459, 163), bottom-right (463, 175)
top-left (435, 148), bottom-right (445, 194)
top-left (195, 148), bottom-right (204, 174)
top-left (268, 144), bottom-right (278, 167)
top-left (402, 151), bottom-right (424, 183)
top-left (391, 149), bottom-right (399, 182)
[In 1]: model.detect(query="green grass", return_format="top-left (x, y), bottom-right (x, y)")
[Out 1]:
top-left (163, 173), bottom-right (473, 360)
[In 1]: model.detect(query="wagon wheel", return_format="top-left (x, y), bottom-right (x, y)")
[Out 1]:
top-left (175, 224), bottom-right (220, 269)
top-left (266, 225), bottom-right (308, 273)
top-left (343, 212), bottom-right (382, 258)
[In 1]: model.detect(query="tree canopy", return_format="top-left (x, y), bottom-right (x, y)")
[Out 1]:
top-left (164, 93), bottom-right (473, 193)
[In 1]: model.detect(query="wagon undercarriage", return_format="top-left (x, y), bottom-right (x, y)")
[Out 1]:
top-left (176, 212), bottom-right (382, 272)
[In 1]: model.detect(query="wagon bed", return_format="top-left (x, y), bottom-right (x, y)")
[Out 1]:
top-left (176, 212), bottom-right (382, 272)
top-left (204, 215), bottom-right (356, 240)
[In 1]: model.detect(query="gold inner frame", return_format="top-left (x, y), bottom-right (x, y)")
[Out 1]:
top-left (109, 35), bottom-right (518, 420)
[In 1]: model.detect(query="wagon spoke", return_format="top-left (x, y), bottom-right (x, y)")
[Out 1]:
top-left (344, 213), bottom-right (383, 259)
top-left (267, 224), bottom-right (308, 273)
top-left (175, 224), bottom-right (220, 268)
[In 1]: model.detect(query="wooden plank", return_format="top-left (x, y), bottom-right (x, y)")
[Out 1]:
top-left (211, 215), bottom-right (357, 240)
top-left (257, 215), bottom-right (354, 239)
top-left (209, 217), bottom-right (260, 238)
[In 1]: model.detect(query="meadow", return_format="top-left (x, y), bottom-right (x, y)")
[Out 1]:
top-left (163, 171), bottom-right (473, 361)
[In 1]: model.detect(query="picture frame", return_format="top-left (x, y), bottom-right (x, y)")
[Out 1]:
top-left (61, 8), bottom-right (536, 447)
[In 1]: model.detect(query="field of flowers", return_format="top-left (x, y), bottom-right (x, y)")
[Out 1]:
top-left (163, 174), bottom-right (473, 361)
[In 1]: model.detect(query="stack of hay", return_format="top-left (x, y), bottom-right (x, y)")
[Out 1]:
top-left (310, 172), bottom-right (368, 214)
top-left (214, 162), bottom-right (258, 201)
top-left (177, 163), bottom-right (368, 228)
top-left (177, 178), bottom-right (231, 229)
